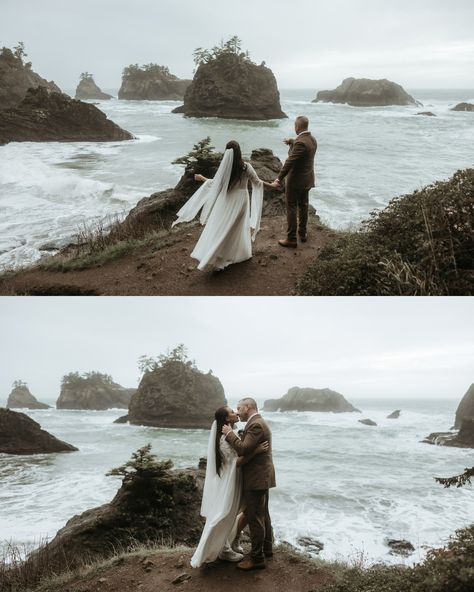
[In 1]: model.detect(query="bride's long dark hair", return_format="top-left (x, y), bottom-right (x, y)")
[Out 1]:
top-left (214, 406), bottom-right (230, 476)
top-left (226, 140), bottom-right (246, 190)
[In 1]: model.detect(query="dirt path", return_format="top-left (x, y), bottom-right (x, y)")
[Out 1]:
top-left (55, 548), bottom-right (331, 592)
top-left (0, 217), bottom-right (333, 296)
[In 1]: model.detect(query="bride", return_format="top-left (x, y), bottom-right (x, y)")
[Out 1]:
top-left (172, 141), bottom-right (268, 272)
top-left (190, 406), bottom-right (268, 567)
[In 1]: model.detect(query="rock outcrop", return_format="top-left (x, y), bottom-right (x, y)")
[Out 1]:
top-left (0, 408), bottom-right (77, 454)
top-left (127, 359), bottom-right (226, 429)
top-left (387, 410), bottom-right (401, 419)
top-left (0, 87), bottom-right (135, 146)
top-left (6, 383), bottom-right (50, 409)
top-left (451, 102), bottom-right (474, 112)
top-left (56, 372), bottom-right (135, 410)
top-left (118, 64), bottom-right (190, 100)
top-left (25, 447), bottom-right (205, 573)
top-left (387, 539), bottom-right (415, 556)
top-left (314, 78), bottom-right (417, 107)
top-left (359, 418), bottom-right (377, 427)
top-left (454, 384), bottom-right (474, 429)
top-left (173, 53), bottom-right (286, 120)
top-left (121, 143), bottom-right (313, 235)
top-left (0, 46), bottom-right (61, 109)
top-left (262, 387), bottom-right (360, 413)
top-left (423, 418), bottom-right (474, 449)
top-left (417, 111), bottom-right (436, 117)
top-left (75, 75), bottom-right (113, 100)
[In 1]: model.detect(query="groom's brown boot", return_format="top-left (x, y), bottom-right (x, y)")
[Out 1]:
top-left (237, 558), bottom-right (266, 571)
top-left (278, 239), bottom-right (297, 248)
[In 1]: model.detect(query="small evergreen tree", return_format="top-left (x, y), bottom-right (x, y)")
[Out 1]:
top-left (80, 72), bottom-right (94, 82)
top-left (106, 444), bottom-right (173, 483)
top-left (138, 344), bottom-right (197, 374)
top-left (436, 467), bottom-right (474, 488)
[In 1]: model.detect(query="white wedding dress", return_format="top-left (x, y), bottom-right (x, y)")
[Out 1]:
top-left (190, 421), bottom-right (242, 568)
top-left (172, 149), bottom-right (264, 271)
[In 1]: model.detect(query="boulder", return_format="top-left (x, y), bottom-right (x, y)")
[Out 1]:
top-left (297, 536), bottom-right (324, 554)
top-left (25, 448), bottom-right (205, 573)
top-left (128, 361), bottom-right (226, 429)
top-left (359, 418), bottom-right (377, 426)
top-left (387, 410), bottom-right (401, 419)
top-left (121, 145), bottom-right (305, 234)
top-left (451, 102), bottom-right (474, 112)
top-left (422, 419), bottom-right (474, 449)
top-left (57, 373), bottom-right (135, 410)
top-left (118, 64), bottom-right (191, 100)
top-left (417, 111), bottom-right (436, 117)
top-left (386, 539), bottom-right (415, 556)
top-left (0, 87), bottom-right (135, 146)
top-left (454, 384), bottom-right (474, 428)
top-left (6, 383), bottom-right (50, 409)
top-left (75, 76), bottom-right (113, 100)
top-left (0, 46), bottom-right (61, 109)
top-left (314, 78), bottom-right (418, 107)
top-left (0, 408), bottom-right (77, 455)
top-left (262, 387), bottom-right (360, 413)
top-left (173, 53), bottom-right (286, 120)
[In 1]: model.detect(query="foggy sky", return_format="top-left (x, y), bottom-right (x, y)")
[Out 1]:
top-left (1, 297), bottom-right (473, 406)
top-left (2, 0), bottom-right (474, 89)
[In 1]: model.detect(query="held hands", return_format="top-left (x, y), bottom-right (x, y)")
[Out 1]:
top-left (194, 174), bottom-right (207, 183)
top-left (268, 178), bottom-right (282, 189)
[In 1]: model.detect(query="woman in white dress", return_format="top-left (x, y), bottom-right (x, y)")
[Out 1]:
top-left (190, 406), bottom-right (268, 568)
top-left (172, 141), bottom-right (269, 272)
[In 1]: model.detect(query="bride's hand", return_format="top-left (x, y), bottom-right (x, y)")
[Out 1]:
top-left (256, 440), bottom-right (269, 454)
top-left (194, 174), bottom-right (207, 183)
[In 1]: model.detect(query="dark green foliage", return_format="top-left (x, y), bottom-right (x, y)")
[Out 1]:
top-left (12, 379), bottom-right (28, 389)
top-left (61, 371), bottom-right (115, 386)
top-left (172, 136), bottom-right (223, 171)
top-left (122, 63), bottom-right (173, 79)
top-left (193, 35), bottom-right (251, 67)
top-left (318, 524), bottom-right (474, 592)
top-left (80, 71), bottom-right (93, 81)
top-left (138, 344), bottom-right (197, 374)
top-left (107, 444), bottom-right (173, 483)
top-left (436, 467), bottom-right (474, 488)
top-left (299, 168), bottom-right (474, 295)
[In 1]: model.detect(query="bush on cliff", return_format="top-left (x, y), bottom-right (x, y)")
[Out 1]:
top-left (298, 168), bottom-right (474, 296)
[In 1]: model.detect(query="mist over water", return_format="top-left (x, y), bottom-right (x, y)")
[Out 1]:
top-left (0, 89), bottom-right (473, 270)
top-left (1, 397), bottom-right (472, 565)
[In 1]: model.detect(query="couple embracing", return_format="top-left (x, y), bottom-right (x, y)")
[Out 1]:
top-left (173, 116), bottom-right (317, 271)
top-left (191, 398), bottom-right (275, 571)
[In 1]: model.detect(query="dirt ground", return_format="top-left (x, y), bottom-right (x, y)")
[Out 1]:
top-left (0, 217), bottom-right (333, 296)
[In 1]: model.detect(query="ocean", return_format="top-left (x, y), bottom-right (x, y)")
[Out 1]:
top-left (1, 397), bottom-right (473, 565)
top-left (0, 89), bottom-right (473, 270)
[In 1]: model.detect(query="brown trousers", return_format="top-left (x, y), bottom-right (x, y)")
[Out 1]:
top-left (243, 489), bottom-right (273, 562)
top-left (286, 186), bottom-right (309, 242)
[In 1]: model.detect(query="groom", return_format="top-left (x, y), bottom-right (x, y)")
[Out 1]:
top-left (222, 397), bottom-right (275, 571)
top-left (270, 115), bottom-right (317, 248)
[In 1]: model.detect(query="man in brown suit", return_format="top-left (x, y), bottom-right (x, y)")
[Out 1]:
top-left (222, 397), bottom-right (276, 571)
top-left (270, 115), bottom-right (317, 248)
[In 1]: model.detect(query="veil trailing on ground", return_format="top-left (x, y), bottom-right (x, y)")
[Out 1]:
top-left (172, 149), bottom-right (234, 228)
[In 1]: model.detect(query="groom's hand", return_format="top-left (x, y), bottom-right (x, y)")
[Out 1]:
top-left (283, 138), bottom-right (294, 146)
top-left (222, 424), bottom-right (233, 436)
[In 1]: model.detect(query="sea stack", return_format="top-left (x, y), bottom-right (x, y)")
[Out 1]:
top-left (75, 73), bottom-right (113, 100)
top-left (56, 372), bottom-right (135, 410)
top-left (173, 38), bottom-right (286, 120)
top-left (127, 348), bottom-right (226, 428)
top-left (451, 102), bottom-right (474, 112)
top-left (0, 408), bottom-right (78, 455)
top-left (314, 77), bottom-right (417, 107)
top-left (263, 387), bottom-right (360, 413)
top-left (454, 384), bottom-right (474, 429)
top-left (6, 381), bottom-right (50, 409)
top-left (118, 64), bottom-right (191, 100)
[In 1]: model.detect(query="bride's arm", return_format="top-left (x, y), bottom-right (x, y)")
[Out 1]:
top-left (236, 440), bottom-right (269, 467)
top-left (194, 174), bottom-right (209, 182)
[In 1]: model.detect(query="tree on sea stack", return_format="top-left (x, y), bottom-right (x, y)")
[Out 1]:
top-left (173, 35), bottom-right (287, 120)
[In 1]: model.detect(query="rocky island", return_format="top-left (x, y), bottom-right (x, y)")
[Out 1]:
top-left (263, 387), bottom-right (360, 413)
top-left (118, 63), bottom-right (190, 100)
top-left (172, 36), bottom-right (286, 120)
top-left (451, 102), bottom-right (474, 112)
top-left (56, 371), bottom-right (135, 410)
top-left (314, 77), bottom-right (418, 107)
top-left (120, 345), bottom-right (226, 428)
top-left (6, 380), bottom-right (50, 409)
top-left (0, 408), bottom-right (77, 454)
top-left (75, 72), bottom-right (113, 100)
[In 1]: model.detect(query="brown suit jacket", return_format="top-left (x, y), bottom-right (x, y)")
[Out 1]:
top-left (226, 414), bottom-right (276, 491)
top-left (277, 132), bottom-right (317, 191)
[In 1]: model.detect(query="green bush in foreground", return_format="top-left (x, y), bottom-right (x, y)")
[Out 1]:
top-left (318, 523), bottom-right (474, 592)
top-left (299, 168), bottom-right (474, 295)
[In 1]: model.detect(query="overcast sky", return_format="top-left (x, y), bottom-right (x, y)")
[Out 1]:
top-left (2, 0), bottom-right (474, 89)
top-left (1, 297), bottom-right (472, 406)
